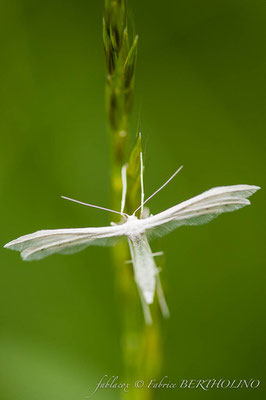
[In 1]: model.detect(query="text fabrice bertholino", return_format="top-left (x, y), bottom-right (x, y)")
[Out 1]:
top-left (88, 375), bottom-right (261, 396)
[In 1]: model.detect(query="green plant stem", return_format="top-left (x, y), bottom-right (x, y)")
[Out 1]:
top-left (103, 1), bottom-right (163, 398)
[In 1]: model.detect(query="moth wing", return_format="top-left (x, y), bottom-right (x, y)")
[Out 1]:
top-left (141, 184), bottom-right (260, 239)
top-left (4, 225), bottom-right (126, 261)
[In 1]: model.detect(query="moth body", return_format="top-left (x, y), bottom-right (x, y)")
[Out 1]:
top-left (128, 234), bottom-right (157, 305)
top-left (123, 215), bottom-right (146, 239)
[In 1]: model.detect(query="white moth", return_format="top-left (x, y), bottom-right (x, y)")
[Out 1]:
top-left (4, 154), bottom-right (260, 324)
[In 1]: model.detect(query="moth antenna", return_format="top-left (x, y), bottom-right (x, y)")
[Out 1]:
top-left (133, 165), bottom-right (183, 215)
top-left (120, 163), bottom-right (128, 214)
top-left (61, 196), bottom-right (127, 217)
top-left (140, 148), bottom-right (145, 215)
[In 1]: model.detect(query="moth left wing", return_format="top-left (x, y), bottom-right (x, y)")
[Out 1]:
top-left (4, 225), bottom-right (126, 261)
top-left (141, 184), bottom-right (260, 239)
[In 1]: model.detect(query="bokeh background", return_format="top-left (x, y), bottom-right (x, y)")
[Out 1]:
top-left (0, 0), bottom-right (265, 399)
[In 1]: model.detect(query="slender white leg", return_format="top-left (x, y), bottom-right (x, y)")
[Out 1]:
top-left (156, 274), bottom-right (170, 319)
top-left (152, 251), bottom-right (164, 257)
top-left (120, 164), bottom-right (128, 214)
top-left (125, 251), bottom-right (163, 264)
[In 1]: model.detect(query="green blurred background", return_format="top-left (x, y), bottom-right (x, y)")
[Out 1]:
top-left (0, 0), bottom-right (265, 399)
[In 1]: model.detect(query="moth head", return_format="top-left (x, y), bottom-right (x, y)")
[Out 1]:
top-left (126, 214), bottom-right (138, 222)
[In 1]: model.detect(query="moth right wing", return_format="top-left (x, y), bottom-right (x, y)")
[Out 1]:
top-left (4, 225), bottom-right (126, 261)
top-left (141, 184), bottom-right (260, 239)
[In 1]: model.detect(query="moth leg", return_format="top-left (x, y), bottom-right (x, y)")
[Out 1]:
top-left (120, 164), bottom-right (128, 214)
top-left (137, 285), bottom-right (153, 325)
top-left (152, 251), bottom-right (164, 257)
top-left (156, 273), bottom-right (170, 319)
top-left (125, 254), bottom-right (162, 264)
